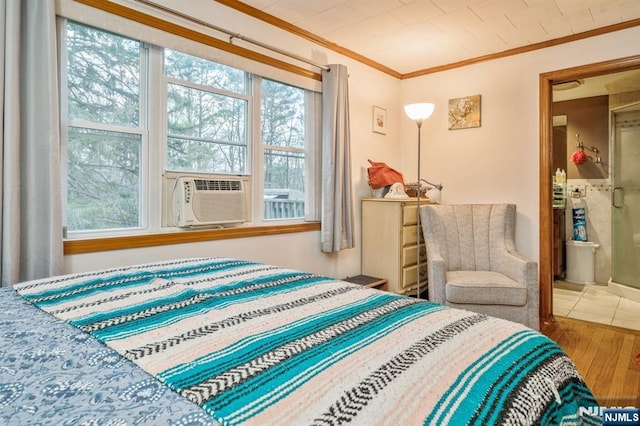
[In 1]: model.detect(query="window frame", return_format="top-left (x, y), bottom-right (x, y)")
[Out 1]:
top-left (61, 20), bottom-right (150, 238)
top-left (163, 74), bottom-right (253, 176)
top-left (60, 19), bottom-right (320, 241)
top-left (255, 76), bottom-right (321, 223)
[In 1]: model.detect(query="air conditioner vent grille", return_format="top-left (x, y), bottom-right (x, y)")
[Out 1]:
top-left (194, 179), bottom-right (241, 191)
top-left (172, 176), bottom-right (248, 227)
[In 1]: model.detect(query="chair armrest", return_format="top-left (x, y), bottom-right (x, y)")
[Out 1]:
top-left (426, 252), bottom-right (447, 304)
top-left (498, 251), bottom-right (538, 294)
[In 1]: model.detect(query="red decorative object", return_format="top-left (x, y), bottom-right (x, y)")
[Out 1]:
top-left (367, 159), bottom-right (405, 189)
top-left (571, 150), bottom-right (587, 165)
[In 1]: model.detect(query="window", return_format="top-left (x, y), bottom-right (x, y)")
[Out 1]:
top-left (164, 49), bottom-right (249, 175)
top-left (261, 79), bottom-right (307, 220)
top-left (61, 21), bottom-right (319, 237)
top-left (63, 22), bottom-right (145, 233)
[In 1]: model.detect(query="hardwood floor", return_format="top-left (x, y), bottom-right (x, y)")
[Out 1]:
top-left (542, 316), bottom-right (640, 407)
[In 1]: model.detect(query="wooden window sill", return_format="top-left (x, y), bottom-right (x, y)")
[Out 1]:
top-left (64, 222), bottom-right (321, 254)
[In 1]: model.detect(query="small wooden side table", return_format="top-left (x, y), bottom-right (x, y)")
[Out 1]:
top-left (343, 275), bottom-right (388, 291)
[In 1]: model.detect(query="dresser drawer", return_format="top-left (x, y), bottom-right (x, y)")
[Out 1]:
top-left (401, 263), bottom-right (428, 290)
top-left (402, 243), bottom-right (427, 267)
top-left (403, 225), bottom-right (421, 245)
top-left (402, 205), bottom-right (418, 225)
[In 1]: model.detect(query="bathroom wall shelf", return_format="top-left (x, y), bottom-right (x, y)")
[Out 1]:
top-left (553, 183), bottom-right (566, 209)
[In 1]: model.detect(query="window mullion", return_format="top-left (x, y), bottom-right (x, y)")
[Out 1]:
top-left (147, 43), bottom-right (165, 232)
top-left (68, 120), bottom-right (145, 136)
top-left (166, 77), bottom-right (251, 102)
top-left (252, 75), bottom-right (264, 222)
top-left (58, 16), bottom-right (71, 236)
top-left (262, 144), bottom-right (305, 154)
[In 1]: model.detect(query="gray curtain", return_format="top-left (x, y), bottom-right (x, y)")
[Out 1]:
top-left (321, 64), bottom-right (354, 252)
top-left (1, 0), bottom-right (63, 286)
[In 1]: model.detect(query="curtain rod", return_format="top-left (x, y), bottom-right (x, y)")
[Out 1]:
top-left (135, 0), bottom-right (330, 71)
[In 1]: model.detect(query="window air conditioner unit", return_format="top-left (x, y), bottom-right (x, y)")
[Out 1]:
top-left (174, 177), bottom-right (248, 227)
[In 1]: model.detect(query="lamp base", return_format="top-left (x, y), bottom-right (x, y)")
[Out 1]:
top-left (405, 189), bottom-right (426, 198)
top-left (404, 182), bottom-right (425, 198)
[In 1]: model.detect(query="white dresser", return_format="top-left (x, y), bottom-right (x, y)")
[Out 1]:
top-left (361, 198), bottom-right (429, 296)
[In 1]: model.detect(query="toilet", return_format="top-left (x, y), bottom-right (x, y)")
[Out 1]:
top-left (565, 240), bottom-right (600, 284)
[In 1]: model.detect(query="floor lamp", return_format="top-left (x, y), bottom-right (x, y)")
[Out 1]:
top-left (404, 103), bottom-right (435, 299)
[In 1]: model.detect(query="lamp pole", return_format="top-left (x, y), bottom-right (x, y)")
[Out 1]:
top-left (415, 120), bottom-right (423, 299)
top-left (403, 102), bottom-right (434, 299)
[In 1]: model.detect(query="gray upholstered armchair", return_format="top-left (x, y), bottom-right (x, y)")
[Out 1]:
top-left (419, 204), bottom-right (539, 330)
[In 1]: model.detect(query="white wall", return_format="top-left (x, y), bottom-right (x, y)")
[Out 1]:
top-left (59, 0), bottom-right (401, 279)
top-left (399, 26), bottom-right (640, 262)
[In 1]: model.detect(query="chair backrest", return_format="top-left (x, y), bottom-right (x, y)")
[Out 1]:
top-left (420, 204), bottom-right (517, 272)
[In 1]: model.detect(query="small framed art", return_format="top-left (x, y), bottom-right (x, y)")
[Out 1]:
top-left (448, 94), bottom-right (481, 130)
top-left (372, 106), bottom-right (387, 134)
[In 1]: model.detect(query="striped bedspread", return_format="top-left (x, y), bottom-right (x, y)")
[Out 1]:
top-left (15, 258), bottom-right (598, 425)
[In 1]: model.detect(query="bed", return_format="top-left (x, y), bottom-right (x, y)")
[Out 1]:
top-left (2, 257), bottom-right (599, 425)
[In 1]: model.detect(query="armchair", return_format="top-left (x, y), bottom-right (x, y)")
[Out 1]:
top-left (419, 204), bottom-right (539, 330)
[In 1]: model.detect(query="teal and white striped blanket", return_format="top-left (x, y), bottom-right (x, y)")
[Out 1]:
top-left (15, 258), bottom-right (598, 425)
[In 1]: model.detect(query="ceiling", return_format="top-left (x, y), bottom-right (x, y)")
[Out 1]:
top-left (235, 0), bottom-right (640, 75)
top-left (553, 69), bottom-right (640, 101)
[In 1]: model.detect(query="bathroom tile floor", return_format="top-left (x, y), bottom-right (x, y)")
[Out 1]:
top-left (553, 280), bottom-right (640, 331)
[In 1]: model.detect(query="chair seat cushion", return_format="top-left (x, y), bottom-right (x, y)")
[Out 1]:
top-left (445, 271), bottom-right (527, 306)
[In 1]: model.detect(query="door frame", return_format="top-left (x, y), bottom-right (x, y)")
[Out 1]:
top-left (538, 54), bottom-right (640, 325)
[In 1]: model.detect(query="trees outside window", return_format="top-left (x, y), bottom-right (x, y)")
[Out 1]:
top-left (165, 49), bottom-right (248, 175)
top-left (64, 22), bottom-right (142, 232)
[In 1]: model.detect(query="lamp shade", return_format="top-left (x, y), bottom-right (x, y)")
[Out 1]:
top-left (404, 103), bottom-right (435, 122)
top-left (425, 187), bottom-right (441, 203)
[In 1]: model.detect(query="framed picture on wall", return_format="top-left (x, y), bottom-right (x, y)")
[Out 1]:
top-left (448, 94), bottom-right (481, 130)
top-left (372, 106), bottom-right (387, 134)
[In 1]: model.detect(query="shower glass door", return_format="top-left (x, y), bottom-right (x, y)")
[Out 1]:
top-left (611, 104), bottom-right (640, 289)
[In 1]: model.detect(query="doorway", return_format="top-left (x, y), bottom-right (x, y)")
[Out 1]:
top-left (539, 55), bottom-right (640, 325)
